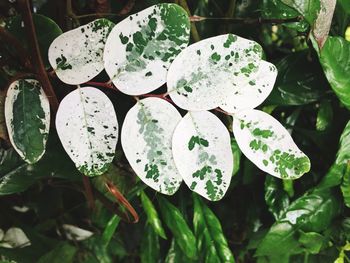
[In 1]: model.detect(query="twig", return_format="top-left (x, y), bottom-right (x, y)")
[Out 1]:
top-left (190, 15), bottom-right (303, 24)
top-left (18, 0), bottom-right (59, 113)
top-left (84, 81), bottom-right (116, 90)
top-left (82, 176), bottom-right (95, 210)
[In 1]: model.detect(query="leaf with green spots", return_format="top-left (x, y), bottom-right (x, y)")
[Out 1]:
top-left (121, 98), bottom-right (182, 195)
top-left (232, 109), bottom-right (310, 179)
top-left (104, 3), bottom-right (190, 95)
top-left (167, 34), bottom-right (277, 113)
top-left (5, 79), bottom-right (50, 164)
top-left (48, 19), bottom-right (114, 85)
top-left (172, 111), bottom-right (233, 201)
top-left (56, 87), bottom-right (118, 177)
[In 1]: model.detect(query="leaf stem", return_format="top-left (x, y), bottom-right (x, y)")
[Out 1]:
top-left (84, 81), bottom-right (117, 91)
top-left (18, 0), bottom-right (59, 113)
top-left (82, 176), bottom-right (95, 210)
top-left (190, 15), bottom-right (303, 24)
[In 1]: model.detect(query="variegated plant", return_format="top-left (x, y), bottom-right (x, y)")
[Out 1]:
top-left (5, 3), bottom-right (310, 201)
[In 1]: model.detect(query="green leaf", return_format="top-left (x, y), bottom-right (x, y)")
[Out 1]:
top-left (140, 224), bottom-right (160, 263)
top-left (101, 215), bottom-right (120, 248)
top-left (336, 120), bottom-right (350, 164)
top-left (165, 239), bottom-right (195, 263)
top-left (5, 79), bottom-right (50, 164)
top-left (256, 188), bottom-right (341, 256)
top-left (158, 196), bottom-right (198, 259)
top-left (280, 0), bottom-right (321, 24)
top-left (5, 14), bottom-right (62, 68)
top-left (318, 163), bottom-right (345, 189)
top-left (264, 176), bottom-right (290, 220)
top-left (56, 87), bottom-right (118, 177)
top-left (267, 51), bottom-right (328, 105)
top-left (193, 195), bottom-right (235, 263)
top-left (140, 191), bottom-right (166, 239)
top-left (104, 3), bottom-right (190, 95)
top-left (231, 138), bottom-right (241, 176)
top-left (298, 231), bottom-right (325, 254)
top-left (341, 162), bottom-right (350, 207)
top-left (318, 37), bottom-right (350, 110)
top-left (37, 242), bottom-right (77, 263)
top-left (316, 100), bottom-right (333, 131)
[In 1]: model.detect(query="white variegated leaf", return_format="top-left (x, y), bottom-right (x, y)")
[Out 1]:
top-left (232, 109), bottom-right (310, 179)
top-left (172, 111), bottom-right (233, 201)
top-left (56, 87), bottom-right (118, 177)
top-left (121, 98), bottom-right (182, 195)
top-left (5, 79), bottom-right (50, 164)
top-left (167, 34), bottom-right (266, 111)
top-left (103, 3), bottom-right (190, 95)
top-left (3, 228), bottom-right (31, 248)
top-left (48, 19), bottom-right (114, 85)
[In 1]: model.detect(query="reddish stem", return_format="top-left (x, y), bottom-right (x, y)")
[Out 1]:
top-left (84, 81), bottom-right (116, 90)
top-left (140, 93), bottom-right (174, 104)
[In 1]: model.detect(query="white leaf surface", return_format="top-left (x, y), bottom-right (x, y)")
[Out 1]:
top-left (167, 34), bottom-right (269, 111)
top-left (62, 224), bottom-right (93, 241)
top-left (0, 229), bottom-right (3, 241)
top-left (121, 98), bottom-right (182, 195)
top-left (104, 3), bottom-right (190, 95)
top-left (48, 19), bottom-right (114, 85)
top-left (172, 111), bottom-right (233, 201)
top-left (3, 227), bottom-right (31, 248)
top-left (232, 109), bottom-right (310, 179)
top-left (56, 87), bottom-right (118, 177)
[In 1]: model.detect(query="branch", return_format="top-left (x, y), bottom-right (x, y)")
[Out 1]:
top-left (190, 15), bottom-right (303, 24)
top-left (18, 0), bottom-right (59, 113)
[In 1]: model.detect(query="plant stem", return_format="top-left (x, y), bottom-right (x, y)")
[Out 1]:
top-left (18, 0), bottom-right (59, 113)
top-left (190, 15), bottom-right (303, 24)
top-left (82, 176), bottom-right (95, 210)
top-left (179, 0), bottom-right (201, 42)
top-left (84, 81), bottom-right (116, 90)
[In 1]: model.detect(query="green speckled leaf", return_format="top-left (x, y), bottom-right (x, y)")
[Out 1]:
top-left (56, 87), bottom-right (118, 177)
top-left (172, 111), bottom-right (233, 201)
top-left (232, 109), bottom-right (310, 179)
top-left (121, 98), bottom-right (182, 195)
top-left (167, 34), bottom-right (276, 113)
top-left (5, 79), bottom-right (50, 164)
top-left (104, 4), bottom-right (190, 95)
top-left (48, 19), bottom-right (114, 85)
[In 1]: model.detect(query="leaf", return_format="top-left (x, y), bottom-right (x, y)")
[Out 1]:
top-left (167, 34), bottom-right (276, 112)
top-left (340, 162), bottom-right (350, 208)
top-left (121, 98), bottom-right (182, 195)
top-left (158, 196), bottom-right (198, 259)
top-left (318, 36), bottom-right (350, 110)
top-left (298, 231), bottom-right (324, 254)
top-left (336, 120), bottom-right (350, 164)
top-left (318, 163), bottom-right (345, 189)
top-left (0, 89), bottom-right (9, 142)
top-left (62, 224), bottom-right (93, 241)
top-left (5, 79), bottom-right (50, 164)
top-left (2, 228), bottom-right (30, 248)
top-left (312, 0), bottom-right (336, 49)
top-left (101, 215), bottom-right (120, 248)
top-left (172, 111), bottom-right (233, 201)
top-left (264, 176), bottom-right (290, 220)
top-left (165, 239), bottom-right (195, 263)
top-left (231, 138), bottom-right (241, 176)
top-left (140, 191), bottom-right (167, 239)
top-left (193, 195), bottom-right (235, 263)
top-left (56, 87), bottom-right (118, 177)
top-left (280, 0), bottom-right (321, 24)
top-left (256, 188), bottom-right (341, 256)
top-left (316, 100), bottom-right (333, 131)
top-left (104, 3), bottom-right (190, 95)
top-left (140, 224), bottom-right (160, 263)
top-left (5, 14), bottom-right (62, 69)
top-left (266, 51), bottom-right (328, 106)
top-left (232, 109), bottom-right (310, 179)
top-left (48, 19), bottom-right (114, 85)
top-left (37, 242), bottom-right (77, 263)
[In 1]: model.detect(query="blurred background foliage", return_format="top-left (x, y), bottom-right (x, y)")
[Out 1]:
top-left (0, 0), bottom-right (350, 262)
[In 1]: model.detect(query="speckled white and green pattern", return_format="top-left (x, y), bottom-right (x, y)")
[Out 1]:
top-left (55, 87), bottom-right (118, 177)
top-left (5, 79), bottom-right (50, 164)
top-left (121, 98), bottom-right (183, 195)
top-left (172, 111), bottom-right (233, 201)
top-left (232, 109), bottom-right (310, 179)
top-left (48, 19), bottom-right (114, 85)
top-left (104, 4), bottom-right (190, 95)
top-left (167, 34), bottom-right (277, 112)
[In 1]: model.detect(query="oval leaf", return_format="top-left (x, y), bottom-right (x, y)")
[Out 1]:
top-left (172, 111), bottom-right (233, 201)
top-left (167, 34), bottom-right (273, 112)
top-left (5, 79), bottom-right (50, 164)
top-left (121, 98), bottom-right (182, 195)
top-left (56, 87), bottom-right (118, 177)
top-left (104, 4), bottom-right (190, 95)
top-left (232, 109), bottom-right (310, 179)
top-left (48, 19), bottom-right (114, 85)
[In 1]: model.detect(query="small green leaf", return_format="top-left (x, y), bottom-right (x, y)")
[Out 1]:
top-left (316, 100), bottom-right (333, 131)
top-left (336, 120), bottom-right (350, 164)
top-left (158, 197), bottom-right (197, 259)
top-left (165, 239), bottom-right (195, 263)
top-left (140, 224), bottom-right (160, 263)
top-left (298, 231), bottom-right (324, 254)
top-left (231, 138), bottom-right (241, 176)
top-left (140, 191), bottom-right (167, 239)
top-left (341, 162), bottom-right (350, 208)
top-left (101, 215), bottom-right (120, 248)
top-left (37, 242), bottom-right (77, 263)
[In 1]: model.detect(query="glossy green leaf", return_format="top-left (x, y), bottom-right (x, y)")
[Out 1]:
top-left (101, 215), bottom-right (120, 248)
top-left (336, 120), bottom-right (350, 164)
top-left (256, 188), bottom-right (341, 256)
top-left (232, 109), bottom-right (310, 179)
top-left (341, 163), bottom-right (350, 208)
top-left (48, 19), bottom-right (114, 84)
top-left (172, 111), bottom-right (233, 201)
top-left (193, 195), bottom-right (235, 263)
top-left (37, 242), bottom-right (77, 263)
top-left (231, 138), bottom-right (241, 176)
top-left (158, 197), bottom-right (197, 259)
top-left (318, 37), bottom-right (350, 110)
top-left (104, 3), bottom-right (190, 95)
top-left (316, 100), bottom-right (333, 131)
top-left (318, 163), bottom-right (345, 189)
top-left (56, 87), bottom-right (118, 177)
top-left (140, 191), bottom-right (166, 239)
top-left (165, 239), bottom-right (195, 263)
top-left (5, 79), bottom-right (50, 164)
top-left (121, 98), bottom-right (182, 195)
top-left (280, 0), bottom-right (321, 24)
top-left (298, 231), bottom-right (324, 254)
top-left (140, 224), bottom-right (160, 263)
